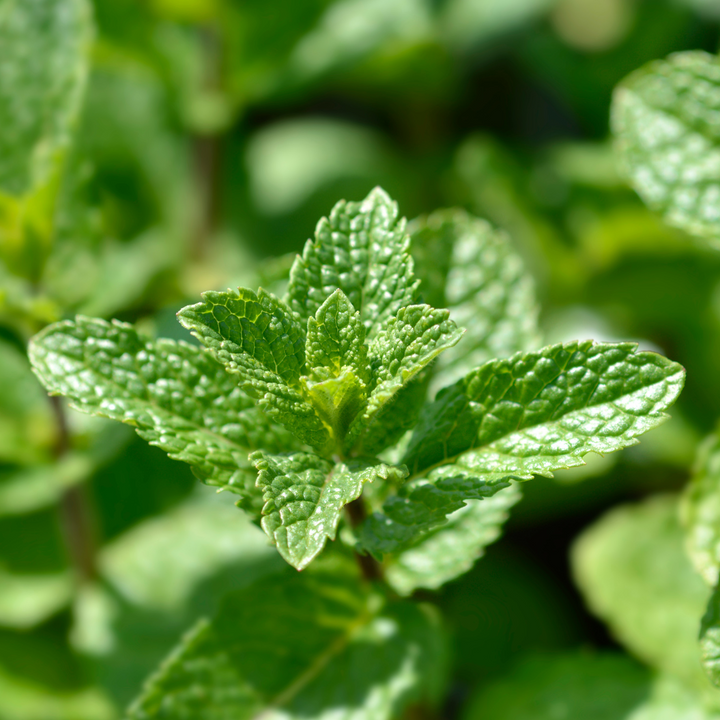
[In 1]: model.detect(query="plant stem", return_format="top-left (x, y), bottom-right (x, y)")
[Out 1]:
top-left (50, 396), bottom-right (98, 582)
top-left (345, 497), bottom-right (384, 583)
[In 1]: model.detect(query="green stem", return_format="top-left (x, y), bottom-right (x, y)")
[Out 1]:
top-left (345, 497), bottom-right (384, 583)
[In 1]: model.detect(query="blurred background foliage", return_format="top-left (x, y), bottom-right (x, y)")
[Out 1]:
top-left (2, 0), bottom-right (720, 717)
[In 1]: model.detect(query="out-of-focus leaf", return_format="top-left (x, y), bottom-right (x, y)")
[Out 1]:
top-left (127, 559), bottom-right (447, 720)
top-left (246, 119), bottom-right (393, 215)
top-left (0, 665), bottom-right (115, 720)
top-left (572, 495), bottom-right (712, 693)
top-left (630, 674), bottom-right (720, 720)
top-left (700, 583), bottom-right (720, 689)
top-left (386, 483), bottom-right (522, 595)
top-left (461, 651), bottom-right (651, 720)
top-left (0, 0), bottom-right (92, 277)
top-left (0, 568), bottom-right (72, 629)
top-left (613, 51), bottom-right (720, 246)
top-left (682, 432), bottom-right (720, 587)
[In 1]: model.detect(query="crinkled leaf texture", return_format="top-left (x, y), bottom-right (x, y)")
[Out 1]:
top-left (177, 286), bottom-right (330, 450)
top-left (253, 450), bottom-right (407, 570)
top-left (0, 0), bottom-right (92, 274)
top-left (410, 210), bottom-right (540, 393)
top-left (28, 317), bottom-right (299, 519)
top-left (612, 51), bottom-right (720, 244)
top-left (360, 341), bottom-right (684, 557)
top-left (386, 483), bottom-right (522, 596)
top-left (126, 562), bottom-right (447, 720)
top-left (286, 186), bottom-right (420, 335)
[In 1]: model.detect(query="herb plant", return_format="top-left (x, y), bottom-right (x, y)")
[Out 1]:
top-left (28, 186), bottom-right (684, 718)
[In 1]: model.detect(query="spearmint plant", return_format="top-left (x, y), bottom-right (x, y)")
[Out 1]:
top-left (27, 186), bottom-right (685, 718)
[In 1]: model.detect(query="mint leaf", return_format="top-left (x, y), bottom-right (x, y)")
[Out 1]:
top-left (419, 210), bottom-right (541, 391)
top-left (572, 495), bottom-right (710, 691)
top-left (682, 432), bottom-right (720, 587)
top-left (286, 186), bottom-right (420, 334)
top-left (630, 674), bottom-right (720, 720)
top-left (127, 564), bottom-right (447, 720)
top-left (385, 483), bottom-right (522, 595)
top-left (700, 584), bottom-right (720, 689)
top-left (177, 287), bottom-right (330, 449)
top-left (405, 341), bottom-right (684, 480)
top-left (252, 451), bottom-right (407, 570)
top-left (612, 51), bottom-right (720, 243)
top-left (28, 317), bottom-right (298, 517)
top-left (0, 0), bottom-right (92, 276)
top-left (0, 568), bottom-right (72, 629)
top-left (361, 341), bottom-right (684, 556)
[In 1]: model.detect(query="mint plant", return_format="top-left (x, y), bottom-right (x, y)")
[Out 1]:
top-left (26, 186), bottom-right (685, 717)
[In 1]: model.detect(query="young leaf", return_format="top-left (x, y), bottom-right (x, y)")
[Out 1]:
top-left (681, 432), bottom-right (720, 587)
top-left (286, 186), bottom-right (420, 334)
top-left (385, 483), bottom-right (522, 595)
top-left (28, 317), bottom-right (299, 517)
top-left (612, 51), bottom-right (720, 244)
top-left (405, 341), bottom-right (685, 480)
top-left (0, 0), bottom-right (92, 277)
top-left (177, 287), bottom-right (330, 449)
top-left (416, 210), bottom-right (541, 391)
top-left (252, 450), bottom-right (407, 570)
top-left (572, 495), bottom-right (710, 690)
top-left (127, 563), bottom-right (447, 720)
top-left (361, 341), bottom-right (684, 556)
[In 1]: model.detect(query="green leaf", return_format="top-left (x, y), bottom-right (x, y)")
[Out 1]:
top-left (572, 495), bottom-right (711, 692)
top-left (0, 568), bottom-right (72, 629)
top-left (701, 584), bottom-right (720, 689)
top-left (0, 0), bottom-right (92, 277)
top-left (252, 450), bottom-right (407, 570)
top-left (351, 304), bottom-right (462, 446)
top-left (630, 674), bottom-right (720, 720)
top-left (612, 51), bottom-right (720, 244)
top-left (286, 186), bottom-right (419, 333)
top-left (127, 562), bottom-right (447, 720)
top-left (418, 210), bottom-right (541, 391)
top-left (682, 432), bottom-right (720, 587)
top-left (461, 652), bottom-right (651, 720)
top-left (178, 287), bottom-right (330, 449)
top-left (405, 341), bottom-right (684, 481)
top-left (385, 483), bottom-right (522, 595)
top-left (28, 317), bottom-right (298, 516)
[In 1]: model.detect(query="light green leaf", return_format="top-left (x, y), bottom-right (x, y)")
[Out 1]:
top-left (0, 0), bottom-right (92, 276)
top-left (386, 483), bottom-right (522, 595)
top-left (351, 304), bottom-right (462, 446)
top-left (682, 432), bottom-right (720, 587)
top-left (0, 568), bottom-right (72, 629)
top-left (252, 451), bottom-right (407, 570)
top-left (286, 186), bottom-right (419, 333)
top-left (29, 317), bottom-right (298, 516)
top-left (461, 651), bottom-right (651, 720)
top-left (612, 51), bottom-right (720, 244)
top-left (701, 584), bottom-right (720, 689)
top-left (127, 563), bottom-right (447, 720)
top-left (630, 674), bottom-right (720, 720)
top-left (572, 495), bottom-right (711, 693)
top-left (178, 287), bottom-right (330, 449)
top-left (405, 341), bottom-right (684, 481)
top-left (417, 210), bottom-right (540, 391)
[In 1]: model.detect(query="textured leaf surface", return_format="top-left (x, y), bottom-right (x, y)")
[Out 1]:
top-left (29, 317), bottom-right (298, 516)
top-left (386, 483), bottom-right (522, 595)
top-left (682, 432), bottom-right (720, 587)
top-left (178, 287), bottom-right (329, 449)
top-left (355, 304), bottom-right (462, 437)
top-left (405, 341), bottom-right (684, 480)
top-left (421, 210), bottom-right (541, 391)
top-left (0, 0), bottom-right (91, 273)
top-left (572, 495), bottom-right (711, 691)
top-left (253, 451), bottom-right (406, 569)
top-left (612, 51), bottom-right (720, 243)
top-left (461, 652), bottom-right (650, 720)
top-left (127, 563), bottom-right (447, 720)
top-left (286, 187), bottom-right (419, 333)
